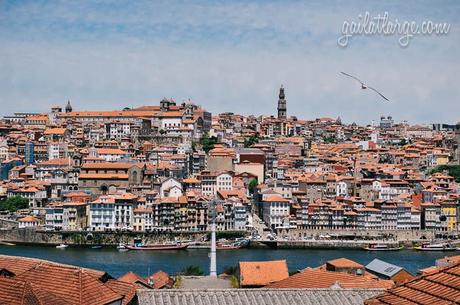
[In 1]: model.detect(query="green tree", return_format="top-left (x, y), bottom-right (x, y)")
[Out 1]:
top-left (222, 265), bottom-right (238, 276)
top-left (200, 134), bottom-right (218, 153)
top-left (244, 136), bottom-right (259, 148)
top-left (181, 265), bottom-right (204, 276)
top-left (0, 196), bottom-right (29, 212)
top-left (248, 179), bottom-right (258, 195)
top-left (429, 165), bottom-right (460, 182)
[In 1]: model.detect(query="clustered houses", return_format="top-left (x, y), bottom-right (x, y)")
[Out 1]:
top-left (0, 88), bottom-right (459, 234)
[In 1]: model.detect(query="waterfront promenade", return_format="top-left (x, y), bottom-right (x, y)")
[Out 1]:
top-left (2, 227), bottom-right (460, 249)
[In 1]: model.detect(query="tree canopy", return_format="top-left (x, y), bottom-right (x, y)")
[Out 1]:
top-left (181, 265), bottom-right (204, 276)
top-left (248, 179), bottom-right (258, 194)
top-left (200, 134), bottom-right (218, 153)
top-left (429, 165), bottom-right (460, 182)
top-left (0, 196), bottom-right (29, 212)
top-left (244, 136), bottom-right (259, 148)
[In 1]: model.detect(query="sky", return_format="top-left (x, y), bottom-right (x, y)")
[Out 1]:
top-left (0, 0), bottom-right (459, 124)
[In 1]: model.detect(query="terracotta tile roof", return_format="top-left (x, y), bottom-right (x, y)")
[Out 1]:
top-left (155, 111), bottom-right (183, 117)
top-left (37, 158), bottom-right (71, 166)
top-left (266, 268), bottom-right (394, 289)
top-left (58, 110), bottom-right (158, 118)
top-left (263, 194), bottom-right (290, 203)
top-left (0, 255), bottom-right (137, 305)
top-left (79, 173), bottom-right (129, 179)
top-left (96, 148), bottom-right (127, 155)
top-left (0, 276), bottom-right (68, 305)
top-left (105, 279), bottom-right (137, 305)
top-left (327, 258), bottom-right (364, 269)
top-left (17, 215), bottom-right (40, 223)
top-left (182, 177), bottom-right (201, 184)
top-left (239, 260), bottom-right (289, 286)
top-left (43, 128), bottom-right (67, 135)
top-left (81, 162), bottom-right (142, 169)
top-left (119, 271), bottom-right (152, 288)
top-left (14, 264), bottom-right (122, 305)
top-left (26, 115), bottom-right (48, 121)
top-left (147, 271), bottom-right (172, 289)
top-left (365, 262), bottom-right (460, 305)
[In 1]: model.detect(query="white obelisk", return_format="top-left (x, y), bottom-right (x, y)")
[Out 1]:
top-left (210, 201), bottom-right (217, 277)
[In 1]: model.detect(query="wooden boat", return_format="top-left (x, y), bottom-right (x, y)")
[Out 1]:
top-left (363, 243), bottom-right (403, 251)
top-left (0, 241), bottom-right (16, 246)
top-left (126, 239), bottom-right (188, 251)
top-left (414, 243), bottom-right (456, 251)
top-left (126, 244), bottom-right (188, 251)
top-left (217, 238), bottom-right (249, 250)
top-left (217, 243), bottom-right (242, 250)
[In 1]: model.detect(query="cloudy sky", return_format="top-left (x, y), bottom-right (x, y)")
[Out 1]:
top-left (0, 0), bottom-right (459, 124)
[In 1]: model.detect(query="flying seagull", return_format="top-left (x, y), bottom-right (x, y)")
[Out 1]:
top-left (340, 71), bottom-right (389, 101)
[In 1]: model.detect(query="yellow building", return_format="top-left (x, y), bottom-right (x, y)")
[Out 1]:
top-left (440, 201), bottom-right (457, 231)
top-left (435, 152), bottom-right (449, 166)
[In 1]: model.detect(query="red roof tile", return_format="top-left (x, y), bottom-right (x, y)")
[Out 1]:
top-left (365, 262), bottom-right (460, 305)
top-left (239, 260), bottom-right (289, 286)
top-left (267, 268), bottom-right (394, 289)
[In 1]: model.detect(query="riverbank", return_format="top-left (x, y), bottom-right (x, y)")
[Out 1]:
top-left (0, 228), bottom-right (242, 246)
top-left (2, 228), bottom-right (459, 249)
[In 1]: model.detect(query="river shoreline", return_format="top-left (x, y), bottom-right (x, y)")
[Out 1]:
top-left (1, 244), bottom-right (458, 277)
top-left (2, 227), bottom-right (460, 249)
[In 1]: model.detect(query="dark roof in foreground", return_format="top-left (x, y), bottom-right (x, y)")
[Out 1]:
top-left (365, 262), bottom-right (460, 305)
top-left (365, 259), bottom-right (404, 278)
top-left (137, 288), bottom-right (384, 305)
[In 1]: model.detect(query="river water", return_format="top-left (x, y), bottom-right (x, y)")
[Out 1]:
top-left (0, 245), bottom-right (456, 277)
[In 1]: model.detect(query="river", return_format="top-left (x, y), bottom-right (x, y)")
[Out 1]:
top-left (0, 245), bottom-right (456, 277)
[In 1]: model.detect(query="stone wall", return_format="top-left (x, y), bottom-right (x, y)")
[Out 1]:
top-left (277, 228), bottom-right (438, 242)
top-left (0, 228), bottom-right (209, 246)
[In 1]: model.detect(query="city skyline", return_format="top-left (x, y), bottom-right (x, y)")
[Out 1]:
top-left (1, 0), bottom-right (459, 124)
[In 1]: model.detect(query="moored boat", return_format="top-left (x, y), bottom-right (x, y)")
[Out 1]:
top-left (125, 244), bottom-right (188, 251)
top-left (414, 243), bottom-right (456, 251)
top-left (363, 243), bottom-right (403, 251)
top-left (217, 238), bottom-right (249, 250)
top-left (217, 243), bottom-right (242, 250)
top-left (126, 239), bottom-right (188, 251)
top-left (56, 244), bottom-right (68, 249)
top-left (0, 241), bottom-right (16, 246)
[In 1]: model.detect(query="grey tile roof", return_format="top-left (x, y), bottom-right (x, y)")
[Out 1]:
top-left (137, 288), bottom-right (384, 305)
top-left (365, 259), bottom-right (403, 278)
top-left (180, 276), bottom-right (232, 289)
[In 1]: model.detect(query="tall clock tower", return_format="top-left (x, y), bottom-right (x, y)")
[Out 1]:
top-left (277, 85), bottom-right (287, 120)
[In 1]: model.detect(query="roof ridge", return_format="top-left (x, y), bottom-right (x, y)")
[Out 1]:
top-left (136, 288), bottom-right (386, 291)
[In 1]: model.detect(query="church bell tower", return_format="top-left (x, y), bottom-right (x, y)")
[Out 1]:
top-left (277, 85), bottom-right (287, 120)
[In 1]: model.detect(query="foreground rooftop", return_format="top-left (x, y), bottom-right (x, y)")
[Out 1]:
top-left (137, 288), bottom-right (384, 305)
